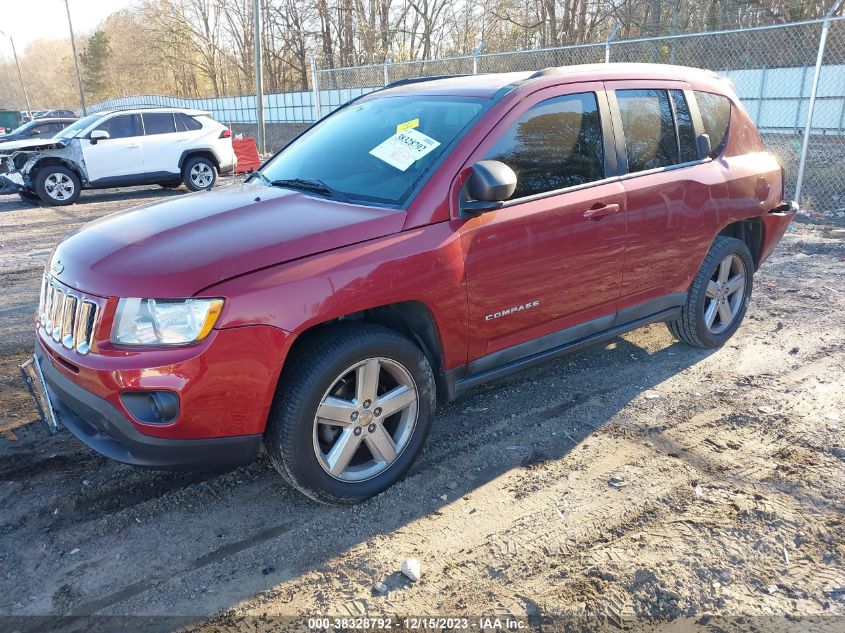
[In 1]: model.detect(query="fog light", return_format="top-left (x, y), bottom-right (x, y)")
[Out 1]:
top-left (121, 391), bottom-right (180, 424)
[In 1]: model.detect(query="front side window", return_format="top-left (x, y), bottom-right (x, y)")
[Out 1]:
top-left (261, 95), bottom-right (485, 205)
top-left (485, 92), bottom-right (604, 200)
top-left (616, 89), bottom-right (678, 173)
top-left (695, 91), bottom-right (731, 158)
top-left (144, 112), bottom-right (177, 135)
top-left (95, 114), bottom-right (141, 139)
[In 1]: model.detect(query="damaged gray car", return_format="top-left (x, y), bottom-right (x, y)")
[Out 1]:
top-left (0, 109), bottom-right (236, 206)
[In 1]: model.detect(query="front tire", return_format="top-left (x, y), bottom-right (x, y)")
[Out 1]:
top-left (182, 156), bottom-right (217, 191)
top-left (34, 166), bottom-right (81, 206)
top-left (668, 236), bottom-right (754, 348)
top-left (265, 324), bottom-right (436, 505)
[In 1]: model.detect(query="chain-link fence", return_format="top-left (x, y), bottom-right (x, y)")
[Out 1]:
top-left (310, 16), bottom-right (845, 213)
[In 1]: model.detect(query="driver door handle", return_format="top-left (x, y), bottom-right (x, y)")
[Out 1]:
top-left (583, 203), bottom-right (620, 220)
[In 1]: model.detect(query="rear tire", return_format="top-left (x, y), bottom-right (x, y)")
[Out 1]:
top-left (667, 236), bottom-right (754, 348)
top-left (265, 323), bottom-right (436, 505)
top-left (182, 156), bottom-right (217, 191)
top-left (34, 165), bottom-right (81, 206)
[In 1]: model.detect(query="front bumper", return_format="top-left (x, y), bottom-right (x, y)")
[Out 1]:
top-left (36, 341), bottom-right (262, 471)
top-left (0, 173), bottom-right (24, 195)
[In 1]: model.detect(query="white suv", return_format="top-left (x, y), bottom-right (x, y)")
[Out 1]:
top-left (0, 108), bottom-right (235, 205)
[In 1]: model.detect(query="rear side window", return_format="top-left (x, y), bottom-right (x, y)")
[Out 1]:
top-left (95, 114), bottom-right (141, 139)
top-left (176, 113), bottom-right (203, 131)
top-left (670, 91), bottom-right (698, 163)
top-left (616, 89), bottom-right (678, 172)
top-left (695, 91), bottom-right (731, 158)
top-left (143, 113), bottom-right (177, 135)
top-left (485, 92), bottom-right (604, 199)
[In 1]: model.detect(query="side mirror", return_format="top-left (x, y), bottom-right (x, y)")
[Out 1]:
top-left (696, 133), bottom-right (712, 160)
top-left (90, 129), bottom-right (110, 144)
top-left (30, 129), bottom-right (41, 136)
top-left (462, 160), bottom-right (517, 215)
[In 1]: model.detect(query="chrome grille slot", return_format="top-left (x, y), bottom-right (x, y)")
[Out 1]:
top-left (38, 275), bottom-right (100, 355)
top-left (51, 289), bottom-right (65, 341)
top-left (74, 300), bottom-right (98, 355)
top-left (44, 282), bottom-right (56, 331)
top-left (61, 295), bottom-right (78, 349)
top-left (38, 276), bottom-right (47, 322)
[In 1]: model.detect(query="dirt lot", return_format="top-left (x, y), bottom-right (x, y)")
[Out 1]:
top-left (0, 185), bottom-right (843, 632)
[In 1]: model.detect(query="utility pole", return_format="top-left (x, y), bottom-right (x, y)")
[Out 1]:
top-left (253, 0), bottom-right (266, 154)
top-left (0, 30), bottom-right (32, 120)
top-left (64, 0), bottom-right (87, 115)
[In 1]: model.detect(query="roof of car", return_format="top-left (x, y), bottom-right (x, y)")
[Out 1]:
top-left (377, 63), bottom-right (726, 98)
top-left (32, 117), bottom-right (77, 123)
top-left (91, 107), bottom-right (210, 117)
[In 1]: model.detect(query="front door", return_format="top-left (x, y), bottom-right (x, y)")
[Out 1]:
top-left (81, 113), bottom-right (144, 183)
top-left (457, 84), bottom-right (626, 366)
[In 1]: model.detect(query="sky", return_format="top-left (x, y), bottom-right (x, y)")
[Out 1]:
top-left (0, 0), bottom-right (133, 55)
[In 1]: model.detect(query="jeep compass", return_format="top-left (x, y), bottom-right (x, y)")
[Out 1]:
top-left (22, 64), bottom-right (797, 503)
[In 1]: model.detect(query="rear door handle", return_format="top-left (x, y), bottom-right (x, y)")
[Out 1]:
top-left (127, 144), bottom-right (141, 149)
top-left (583, 203), bottom-right (620, 220)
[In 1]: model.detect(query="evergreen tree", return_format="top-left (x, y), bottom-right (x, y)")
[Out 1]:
top-left (80, 29), bottom-right (112, 98)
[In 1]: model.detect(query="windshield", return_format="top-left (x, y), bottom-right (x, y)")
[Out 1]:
top-left (55, 114), bottom-right (102, 139)
top-left (260, 95), bottom-right (486, 205)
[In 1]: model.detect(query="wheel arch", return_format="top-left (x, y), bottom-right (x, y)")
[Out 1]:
top-left (179, 148), bottom-right (220, 171)
top-left (718, 217), bottom-right (764, 270)
top-left (285, 300), bottom-right (451, 403)
top-left (29, 157), bottom-right (86, 186)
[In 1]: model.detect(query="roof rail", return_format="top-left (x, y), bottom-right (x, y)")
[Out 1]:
top-left (383, 74), bottom-right (467, 89)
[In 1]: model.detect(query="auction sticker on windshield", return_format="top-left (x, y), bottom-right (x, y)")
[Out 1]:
top-left (369, 128), bottom-right (440, 171)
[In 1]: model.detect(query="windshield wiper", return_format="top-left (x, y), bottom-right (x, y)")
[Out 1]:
top-left (270, 178), bottom-right (350, 203)
top-left (249, 170), bottom-right (272, 185)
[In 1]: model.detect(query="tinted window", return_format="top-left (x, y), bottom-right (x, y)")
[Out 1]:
top-left (176, 112), bottom-right (202, 131)
top-left (671, 91), bottom-right (698, 163)
top-left (95, 114), bottom-right (141, 139)
top-left (485, 93), bottom-right (604, 199)
top-left (695, 91), bottom-right (731, 158)
top-left (617, 89), bottom-right (678, 173)
top-left (261, 96), bottom-right (485, 205)
top-left (143, 112), bottom-right (177, 135)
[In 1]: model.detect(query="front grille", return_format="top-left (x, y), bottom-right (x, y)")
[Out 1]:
top-left (39, 275), bottom-right (100, 355)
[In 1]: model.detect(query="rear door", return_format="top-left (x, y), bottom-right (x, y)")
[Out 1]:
top-left (139, 112), bottom-right (185, 176)
top-left (82, 113), bottom-right (144, 182)
top-left (457, 83), bottom-right (626, 366)
top-left (606, 82), bottom-right (726, 311)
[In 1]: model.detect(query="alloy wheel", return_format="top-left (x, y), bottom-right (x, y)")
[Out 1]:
top-left (312, 357), bottom-right (419, 482)
top-left (190, 163), bottom-right (214, 188)
top-left (44, 173), bottom-right (75, 201)
top-left (704, 253), bottom-right (747, 334)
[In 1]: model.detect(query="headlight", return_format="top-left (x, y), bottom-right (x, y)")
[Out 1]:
top-left (111, 298), bottom-right (224, 346)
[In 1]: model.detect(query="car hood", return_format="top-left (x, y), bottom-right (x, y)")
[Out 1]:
top-left (51, 182), bottom-right (407, 298)
top-left (0, 137), bottom-right (66, 153)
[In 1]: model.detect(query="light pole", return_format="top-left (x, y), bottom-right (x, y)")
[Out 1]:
top-left (253, 0), bottom-right (265, 154)
top-left (64, 0), bottom-right (87, 115)
top-left (0, 29), bottom-right (32, 120)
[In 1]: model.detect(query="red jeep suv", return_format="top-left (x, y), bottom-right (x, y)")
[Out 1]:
top-left (25, 64), bottom-right (796, 503)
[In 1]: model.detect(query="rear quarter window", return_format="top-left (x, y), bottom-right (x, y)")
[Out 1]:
top-left (177, 113), bottom-right (203, 131)
top-left (694, 91), bottom-right (731, 158)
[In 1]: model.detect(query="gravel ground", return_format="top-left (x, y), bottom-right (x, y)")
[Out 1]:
top-left (0, 184), bottom-right (843, 632)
